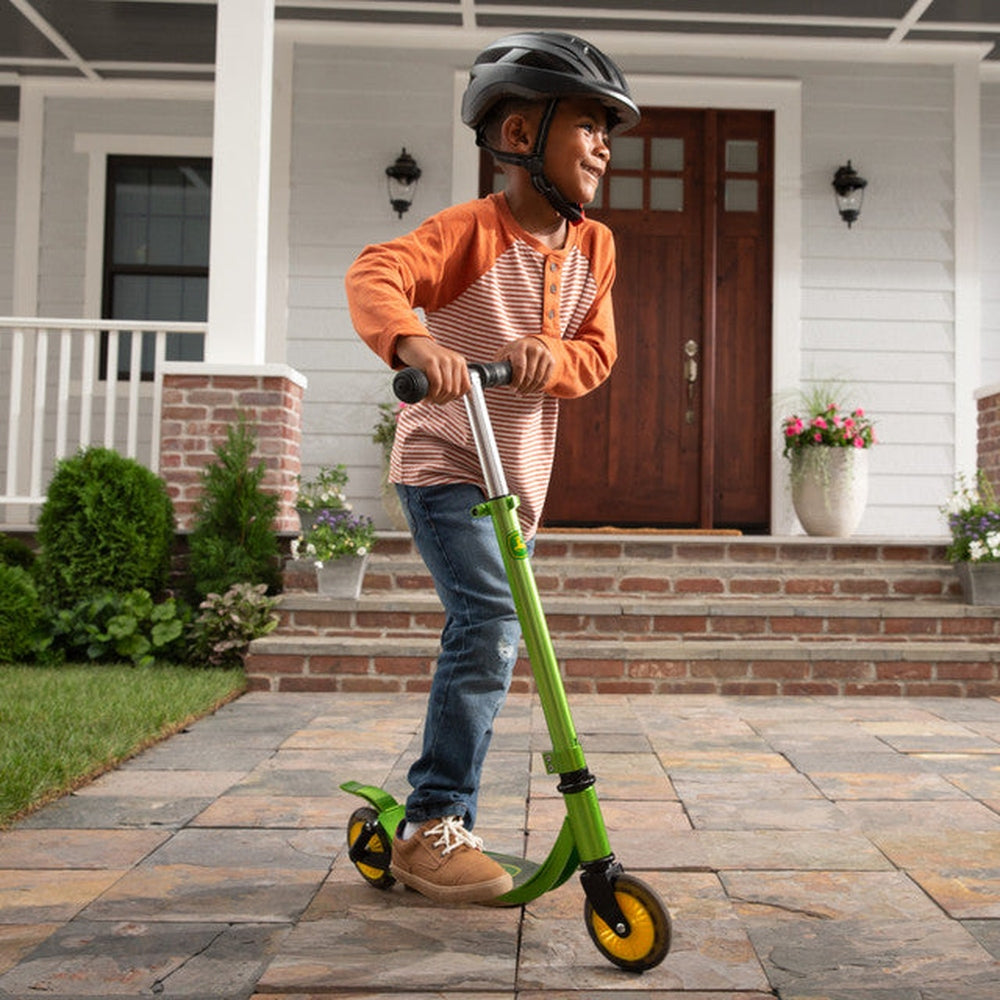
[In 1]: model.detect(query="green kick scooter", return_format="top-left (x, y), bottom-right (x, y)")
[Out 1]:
top-left (341, 361), bottom-right (671, 973)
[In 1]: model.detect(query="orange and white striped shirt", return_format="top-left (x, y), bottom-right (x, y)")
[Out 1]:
top-left (346, 192), bottom-right (617, 538)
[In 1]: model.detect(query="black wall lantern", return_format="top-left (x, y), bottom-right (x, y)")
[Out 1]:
top-left (832, 160), bottom-right (867, 228)
top-left (386, 148), bottom-right (422, 218)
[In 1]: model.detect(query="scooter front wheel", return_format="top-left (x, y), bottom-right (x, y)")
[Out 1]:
top-left (346, 806), bottom-right (396, 890)
top-left (584, 873), bottom-right (671, 972)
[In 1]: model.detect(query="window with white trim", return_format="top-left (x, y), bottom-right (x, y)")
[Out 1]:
top-left (101, 155), bottom-right (210, 378)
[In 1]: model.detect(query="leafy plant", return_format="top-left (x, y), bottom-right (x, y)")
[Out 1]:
top-left (296, 463), bottom-right (351, 513)
top-left (0, 533), bottom-right (35, 572)
top-left (187, 416), bottom-right (281, 599)
top-left (34, 447), bottom-right (175, 608)
top-left (293, 465), bottom-right (374, 565)
top-left (941, 470), bottom-right (1000, 563)
top-left (372, 402), bottom-right (403, 464)
top-left (297, 508), bottom-right (375, 566)
top-left (781, 385), bottom-right (876, 457)
top-left (0, 565), bottom-right (44, 663)
top-left (43, 589), bottom-right (189, 668)
top-left (189, 582), bottom-right (280, 668)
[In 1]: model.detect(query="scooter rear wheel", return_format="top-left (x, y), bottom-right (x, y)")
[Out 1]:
top-left (584, 873), bottom-right (671, 972)
top-left (346, 806), bottom-right (395, 890)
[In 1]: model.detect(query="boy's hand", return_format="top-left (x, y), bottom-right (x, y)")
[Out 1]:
top-left (396, 335), bottom-right (470, 404)
top-left (499, 337), bottom-right (554, 395)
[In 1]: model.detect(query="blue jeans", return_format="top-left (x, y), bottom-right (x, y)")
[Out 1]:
top-left (396, 482), bottom-right (530, 830)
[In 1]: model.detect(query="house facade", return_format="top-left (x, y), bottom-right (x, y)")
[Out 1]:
top-left (1, 1), bottom-right (999, 538)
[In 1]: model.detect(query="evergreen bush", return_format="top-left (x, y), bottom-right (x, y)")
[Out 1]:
top-left (0, 564), bottom-right (44, 663)
top-left (187, 416), bottom-right (281, 599)
top-left (34, 448), bottom-right (175, 609)
top-left (0, 533), bottom-right (36, 572)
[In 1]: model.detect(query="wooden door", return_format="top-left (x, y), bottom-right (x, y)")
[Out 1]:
top-left (479, 107), bottom-right (773, 530)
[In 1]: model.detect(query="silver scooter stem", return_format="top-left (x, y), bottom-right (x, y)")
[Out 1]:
top-left (464, 369), bottom-right (509, 499)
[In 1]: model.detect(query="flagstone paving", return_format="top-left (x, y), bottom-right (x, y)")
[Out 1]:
top-left (1, 691), bottom-right (999, 998)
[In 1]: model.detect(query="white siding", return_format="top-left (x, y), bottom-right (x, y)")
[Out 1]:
top-left (800, 64), bottom-right (955, 536)
top-left (0, 136), bottom-right (15, 314)
top-left (291, 46), bottom-right (964, 535)
top-left (39, 97), bottom-right (213, 317)
top-left (984, 82), bottom-right (1000, 389)
top-left (288, 46), bottom-right (461, 519)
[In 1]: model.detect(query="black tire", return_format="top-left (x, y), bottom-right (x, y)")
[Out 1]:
top-left (346, 806), bottom-right (395, 890)
top-left (584, 873), bottom-right (671, 972)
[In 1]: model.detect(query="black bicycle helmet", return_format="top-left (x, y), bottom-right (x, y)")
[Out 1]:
top-left (462, 32), bottom-right (640, 222)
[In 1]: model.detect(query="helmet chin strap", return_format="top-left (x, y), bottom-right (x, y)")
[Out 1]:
top-left (476, 99), bottom-right (585, 224)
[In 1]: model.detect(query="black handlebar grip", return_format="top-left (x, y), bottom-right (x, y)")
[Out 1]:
top-left (392, 361), bottom-right (514, 403)
top-left (393, 367), bottom-right (431, 403)
top-left (469, 360), bottom-right (514, 389)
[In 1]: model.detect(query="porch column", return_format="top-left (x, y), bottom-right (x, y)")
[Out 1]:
top-left (206, 0), bottom-right (274, 364)
top-left (158, 0), bottom-right (305, 538)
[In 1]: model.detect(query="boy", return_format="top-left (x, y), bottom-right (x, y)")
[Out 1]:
top-left (345, 31), bottom-right (639, 904)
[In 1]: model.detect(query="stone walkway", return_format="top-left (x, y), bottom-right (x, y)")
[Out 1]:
top-left (1, 691), bottom-right (999, 998)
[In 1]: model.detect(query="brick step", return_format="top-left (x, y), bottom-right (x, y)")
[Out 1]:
top-left (352, 533), bottom-right (960, 601)
top-left (254, 533), bottom-right (993, 696)
top-left (244, 634), bottom-right (1000, 698)
top-left (274, 593), bottom-right (999, 644)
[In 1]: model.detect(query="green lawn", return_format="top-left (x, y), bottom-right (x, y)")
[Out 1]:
top-left (0, 663), bottom-right (246, 827)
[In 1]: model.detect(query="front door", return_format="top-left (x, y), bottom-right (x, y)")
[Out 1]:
top-left (541, 108), bottom-right (774, 530)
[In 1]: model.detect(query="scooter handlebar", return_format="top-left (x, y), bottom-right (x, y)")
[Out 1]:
top-left (392, 360), bottom-right (513, 403)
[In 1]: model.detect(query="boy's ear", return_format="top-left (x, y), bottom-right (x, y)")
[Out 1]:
top-left (499, 113), bottom-right (536, 153)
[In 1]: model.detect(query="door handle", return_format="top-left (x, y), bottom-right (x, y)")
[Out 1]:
top-left (683, 340), bottom-right (698, 423)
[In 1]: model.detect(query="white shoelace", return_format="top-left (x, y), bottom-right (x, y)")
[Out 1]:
top-left (423, 816), bottom-right (484, 856)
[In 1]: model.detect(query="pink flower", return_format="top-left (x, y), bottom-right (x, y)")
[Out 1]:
top-left (812, 417), bottom-right (828, 430)
top-left (852, 436), bottom-right (864, 448)
top-left (813, 432), bottom-right (823, 443)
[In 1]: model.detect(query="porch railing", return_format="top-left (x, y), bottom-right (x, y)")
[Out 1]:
top-left (1, 317), bottom-right (207, 519)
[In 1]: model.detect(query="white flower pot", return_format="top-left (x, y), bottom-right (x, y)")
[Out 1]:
top-left (790, 447), bottom-right (869, 537)
top-left (315, 554), bottom-right (369, 599)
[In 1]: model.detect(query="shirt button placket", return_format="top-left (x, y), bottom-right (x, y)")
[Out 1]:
top-left (546, 258), bottom-right (560, 325)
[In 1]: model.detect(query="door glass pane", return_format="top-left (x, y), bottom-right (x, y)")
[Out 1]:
top-left (650, 177), bottom-right (684, 212)
top-left (611, 136), bottom-right (643, 170)
top-left (609, 176), bottom-right (643, 210)
top-left (651, 137), bottom-right (684, 171)
top-left (725, 179), bottom-right (758, 212)
top-left (726, 140), bottom-right (758, 173)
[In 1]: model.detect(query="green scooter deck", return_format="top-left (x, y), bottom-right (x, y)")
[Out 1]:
top-left (341, 781), bottom-right (579, 905)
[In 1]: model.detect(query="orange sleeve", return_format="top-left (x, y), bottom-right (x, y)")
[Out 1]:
top-left (345, 203), bottom-right (492, 369)
top-left (539, 222), bottom-right (618, 399)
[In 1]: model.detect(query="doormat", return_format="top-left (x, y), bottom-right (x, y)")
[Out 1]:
top-left (542, 526), bottom-right (743, 536)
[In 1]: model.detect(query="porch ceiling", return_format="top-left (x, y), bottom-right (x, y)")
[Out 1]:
top-left (1, 0), bottom-right (998, 119)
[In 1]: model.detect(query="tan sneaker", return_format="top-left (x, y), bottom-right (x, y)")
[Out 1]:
top-left (390, 816), bottom-right (514, 904)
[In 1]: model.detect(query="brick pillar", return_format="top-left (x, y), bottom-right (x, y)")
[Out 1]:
top-left (977, 386), bottom-right (1000, 494)
top-left (159, 368), bottom-right (305, 533)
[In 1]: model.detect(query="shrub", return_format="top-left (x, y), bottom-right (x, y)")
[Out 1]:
top-left (0, 533), bottom-right (36, 572)
top-left (0, 565), bottom-right (44, 663)
top-left (187, 417), bottom-right (281, 600)
top-left (189, 582), bottom-right (280, 668)
top-left (43, 589), bottom-right (189, 668)
top-left (34, 447), bottom-right (175, 608)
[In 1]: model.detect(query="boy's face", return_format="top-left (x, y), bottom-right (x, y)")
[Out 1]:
top-left (541, 97), bottom-right (612, 208)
